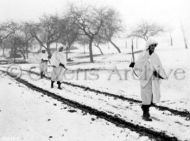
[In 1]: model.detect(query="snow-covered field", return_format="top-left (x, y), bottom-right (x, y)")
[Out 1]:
top-left (9, 47), bottom-right (190, 111)
top-left (0, 74), bottom-right (148, 141)
top-left (0, 44), bottom-right (190, 141)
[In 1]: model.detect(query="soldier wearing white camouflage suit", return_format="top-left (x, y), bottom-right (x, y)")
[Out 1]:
top-left (40, 49), bottom-right (49, 78)
top-left (50, 46), bottom-right (67, 89)
top-left (129, 39), bottom-right (167, 121)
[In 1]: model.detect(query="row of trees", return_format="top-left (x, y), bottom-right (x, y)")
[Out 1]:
top-left (0, 5), bottom-right (187, 63)
top-left (0, 6), bottom-right (124, 63)
top-left (0, 22), bottom-right (34, 61)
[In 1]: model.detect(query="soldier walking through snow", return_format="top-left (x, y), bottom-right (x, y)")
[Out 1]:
top-left (40, 49), bottom-right (49, 78)
top-left (50, 46), bottom-right (67, 89)
top-left (129, 39), bottom-right (167, 121)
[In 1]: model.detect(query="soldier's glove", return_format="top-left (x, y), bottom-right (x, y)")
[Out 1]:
top-left (59, 63), bottom-right (67, 69)
top-left (129, 62), bottom-right (135, 68)
top-left (153, 71), bottom-right (164, 79)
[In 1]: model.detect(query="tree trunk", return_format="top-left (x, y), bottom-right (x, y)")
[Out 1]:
top-left (180, 23), bottom-right (188, 49)
top-left (89, 39), bottom-right (94, 63)
top-left (20, 50), bottom-right (26, 60)
top-left (66, 45), bottom-right (70, 61)
top-left (2, 45), bottom-right (5, 57)
top-left (110, 40), bottom-right (121, 53)
top-left (131, 39), bottom-right (135, 62)
top-left (182, 33), bottom-right (188, 49)
top-left (66, 48), bottom-right (68, 61)
top-left (56, 42), bottom-right (58, 50)
top-left (95, 45), bottom-right (103, 55)
top-left (13, 48), bottom-right (16, 63)
top-left (46, 44), bottom-right (51, 58)
top-left (26, 49), bottom-right (29, 59)
top-left (169, 33), bottom-right (173, 46)
top-left (13, 40), bottom-right (16, 63)
top-left (182, 35), bottom-right (188, 49)
top-left (25, 44), bottom-right (29, 59)
top-left (184, 39), bottom-right (188, 49)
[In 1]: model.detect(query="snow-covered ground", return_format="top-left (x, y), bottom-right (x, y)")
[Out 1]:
top-left (3, 69), bottom-right (189, 140)
top-left (9, 47), bottom-right (190, 112)
top-left (0, 43), bottom-right (190, 141)
top-left (0, 74), bottom-right (149, 141)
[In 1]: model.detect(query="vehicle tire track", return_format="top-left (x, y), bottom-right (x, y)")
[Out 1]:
top-left (0, 70), bottom-right (179, 141)
top-left (24, 69), bottom-right (190, 119)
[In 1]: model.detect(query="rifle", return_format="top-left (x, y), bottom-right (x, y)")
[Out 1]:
top-left (129, 39), bottom-right (138, 77)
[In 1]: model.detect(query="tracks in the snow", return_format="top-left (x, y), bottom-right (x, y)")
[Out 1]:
top-left (0, 69), bottom-right (179, 141)
top-left (24, 69), bottom-right (190, 119)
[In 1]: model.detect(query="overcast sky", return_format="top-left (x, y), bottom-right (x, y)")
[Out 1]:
top-left (0, 0), bottom-right (189, 28)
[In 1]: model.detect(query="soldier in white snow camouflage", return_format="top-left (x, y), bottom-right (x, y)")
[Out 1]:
top-left (130, 39), bottom-right (167, 121)
top-left (39, 49), bottom-right (49, 78)
top-left (50, 46), bottom-right (67, 89)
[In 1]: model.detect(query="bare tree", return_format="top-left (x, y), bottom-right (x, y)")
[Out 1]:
top-left (3, 23), bottom-right (30, 61)
top-left (0, 22), bottom-right (34, 61)
top-left (68, 6), bottom-right (123, 62)
top-left (20, 23), bottom-right (35, 58)
top-left (0, 22), bottom-right (18, 57)
top-left (25, 15), bottom-right (61, 57)
top-left (69, 6), bottom-right (104, 63)
top-left (10, 35), bottom-right (27, 60)
top-left (99, 8), bottom-right (123, 53)
top-left (129, 21), bottom-right (164, 41)
top-left (77, 35), bottom-right (89, 54)
top-left (94, 36), bottom-right (105, 55)
top-left (58, 16), bottom-right (79, 60)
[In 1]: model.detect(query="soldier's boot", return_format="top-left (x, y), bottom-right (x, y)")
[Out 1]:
top-left (150, 102), bottom-right (155, 106)
top-left (141, 105), bottom-right (152, 121)
top-left (51, 81), bottom-right (54, 88)
top-left (57, 81), bottom-right (62, 90)
top-left (147, 105), bottom-right (151, 118)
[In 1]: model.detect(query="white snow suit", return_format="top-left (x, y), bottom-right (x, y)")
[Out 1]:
top-left (50, 51), bottom-right (66, 82)
top-left (40, 52), bottom-right (48, 75)
top-left (134, 44), bottom-right (167, 105)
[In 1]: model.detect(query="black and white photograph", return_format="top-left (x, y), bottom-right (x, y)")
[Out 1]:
top-left (0, 0), bottom-right (190, 140)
